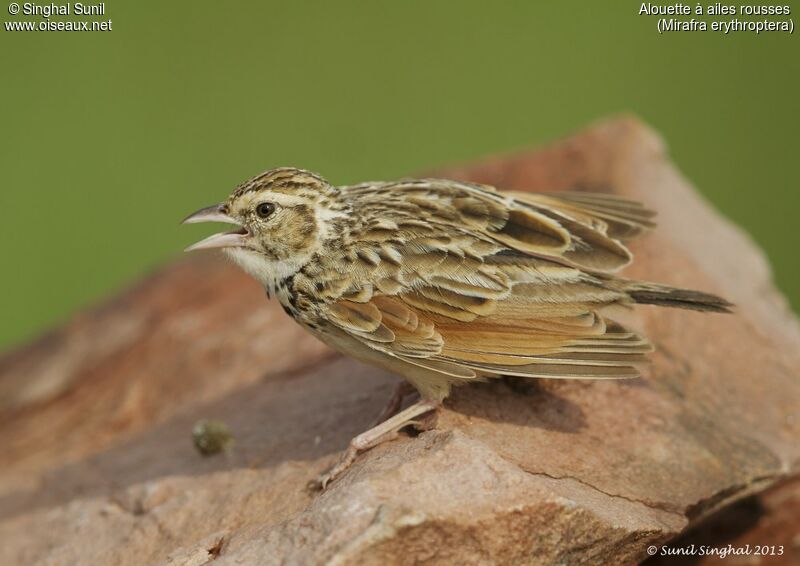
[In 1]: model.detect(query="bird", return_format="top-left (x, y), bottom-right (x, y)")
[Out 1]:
top-left (183, 167), bottom-right (731, 489)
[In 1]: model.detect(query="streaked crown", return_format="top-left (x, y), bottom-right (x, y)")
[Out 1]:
top-left (231, 167), bottom-right (339, 200)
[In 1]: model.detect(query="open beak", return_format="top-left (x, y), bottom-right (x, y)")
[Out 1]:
top-left (182, 204), bottom-right (249, 252)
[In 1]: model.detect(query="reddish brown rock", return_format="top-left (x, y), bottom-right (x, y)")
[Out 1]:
top-left (644, 477), bottom-right (800, 565)
top-left (0, 117), bottom-right (797, 566)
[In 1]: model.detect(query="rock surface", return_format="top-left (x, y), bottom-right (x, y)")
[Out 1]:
top-left (0, 117), bottom-right (798, 566)
top-left (644, 477), bottom-right (800, 565)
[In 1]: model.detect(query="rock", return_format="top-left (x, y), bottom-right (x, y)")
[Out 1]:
top-left (0, 116), bottom-right (798, 566)
top-left (643, 477), bottom-right (800, 565)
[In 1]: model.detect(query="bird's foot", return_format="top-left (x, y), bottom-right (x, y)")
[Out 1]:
top-left (308, 398), bottom-right (440, 492)
top-left (308, 430), bottom-right (400, 492)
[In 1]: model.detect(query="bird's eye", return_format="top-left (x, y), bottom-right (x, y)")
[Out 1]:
top-left (256, 202), bottom-right (276, 219)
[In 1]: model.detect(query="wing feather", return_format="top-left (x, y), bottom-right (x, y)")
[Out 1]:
top-left (313, 180), bottom-right (660, 390)
top-left (512, 191), bottom-right (656, 241)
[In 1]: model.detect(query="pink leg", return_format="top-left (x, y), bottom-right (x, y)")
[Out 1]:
top-left (311, 398), bottom-right (440, 491)
top-left (371, 381), bottom-right (417, 427)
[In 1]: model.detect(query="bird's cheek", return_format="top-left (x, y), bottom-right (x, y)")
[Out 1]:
top-left (250, 231), bottom-right (286, 260)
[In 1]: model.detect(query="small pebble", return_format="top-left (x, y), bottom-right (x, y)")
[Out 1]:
top-left (192, 419), bottom-right (234, 456)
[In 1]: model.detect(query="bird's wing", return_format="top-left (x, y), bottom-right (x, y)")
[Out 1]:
top-left (311, 179), bottom-right (655, 381)
top-left (324, 294), bottom-right (651, 381)
top-left (512, 191), bottom-right (657, 241)
top-left (341, 179), bottom-right (656, 273)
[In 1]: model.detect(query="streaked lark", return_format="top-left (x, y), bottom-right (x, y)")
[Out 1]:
top-left (184, 167), bottom-right (731, 488)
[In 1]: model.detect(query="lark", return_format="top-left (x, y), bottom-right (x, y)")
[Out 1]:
top-left (183, 167), bottom-right (731, 488)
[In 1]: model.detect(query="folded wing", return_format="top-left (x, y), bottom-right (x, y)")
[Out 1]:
top-left (317, 181), bottom-right (658, 383)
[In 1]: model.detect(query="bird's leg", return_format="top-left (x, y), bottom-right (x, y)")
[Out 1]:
top-left (406, 408), bottom-right (439, 433)
top-left (311, 398), bottom-right (440, 491)
top-left (370, 381), bottom-right (417, 427)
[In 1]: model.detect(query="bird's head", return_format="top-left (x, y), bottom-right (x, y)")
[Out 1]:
top-left (183, 167), bottom-right (347, 286)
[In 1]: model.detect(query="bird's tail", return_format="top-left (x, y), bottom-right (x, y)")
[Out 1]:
top-left (618, 280), bottom-right (733, 313)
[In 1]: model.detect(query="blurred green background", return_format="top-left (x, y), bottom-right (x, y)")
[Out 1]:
top-left (1, 2), bottom-right (797, 350)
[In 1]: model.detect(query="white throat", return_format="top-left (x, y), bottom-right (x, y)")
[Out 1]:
top-left (224, 248), bottom-right (308, 297)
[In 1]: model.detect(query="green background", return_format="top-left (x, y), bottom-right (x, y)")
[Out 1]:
top-left (1, 2), bottom-right (797, 351)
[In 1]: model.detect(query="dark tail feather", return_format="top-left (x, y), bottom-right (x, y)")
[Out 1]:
top-left (623, 282), bottom-right (733, 313)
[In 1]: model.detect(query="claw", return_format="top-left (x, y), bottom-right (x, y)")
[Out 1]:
top-left (308, 399), bottom-right (439, 491)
